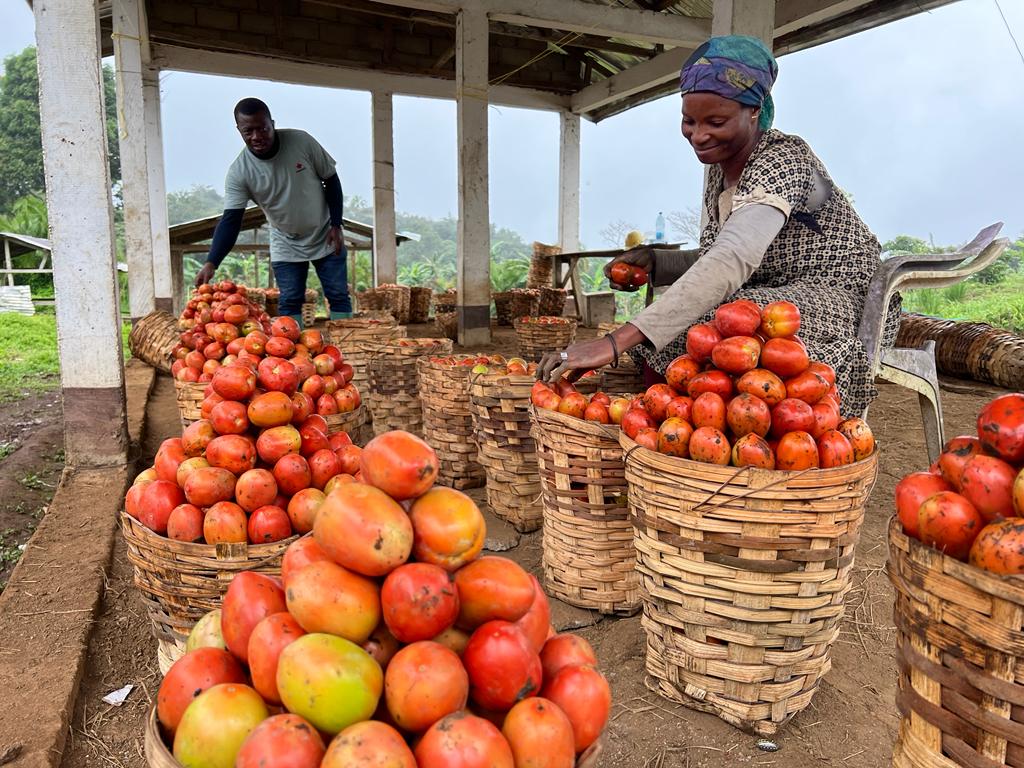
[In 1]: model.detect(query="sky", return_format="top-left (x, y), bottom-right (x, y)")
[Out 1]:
top-left (3, 0), bottom-right (1023, 249)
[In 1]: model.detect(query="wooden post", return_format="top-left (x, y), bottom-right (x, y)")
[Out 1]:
top-left (371, 91), bottom-right (398, 287)
top-left (711, 0), bottom-right (774, 42)
top-left (144, 66), bottom-right (175, 312)
top-left (113, 0), bottom-right (155, 322)
top-left (35, 0), bottom-right (128, 467)
top-left (455, 5), bottom-right (491, 347)
top-left (3, 239), bottom-right (12, 287)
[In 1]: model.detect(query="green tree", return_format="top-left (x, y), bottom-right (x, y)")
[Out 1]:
top-left (167, 184), bottom-right (225, 225)
top-left (0, 47), bottom-right (120, 214)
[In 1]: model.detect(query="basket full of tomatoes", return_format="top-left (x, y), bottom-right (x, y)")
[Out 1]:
top-left (514, 316), bottom-right (578, 363)
top-left (889, 392), bottom-right (1024, 768)
top-left (612, 297), bottom-right (879, 736)
top-left (145, 430), bottom-right (611, 768)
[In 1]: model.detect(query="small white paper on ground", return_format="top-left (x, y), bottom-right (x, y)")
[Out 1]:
top-left (102, 684), bottom-right (134, 706)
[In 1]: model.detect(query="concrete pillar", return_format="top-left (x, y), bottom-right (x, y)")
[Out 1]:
top-left (557, 110), bottom-right (581, 294)
top-left (455, 5), bottom-right (491, 347)
top-left (112, 0), bottom-right (155, 322)
top-left (371, 91), bottom-right (398, 286)
top-left (35, 0), bottom-right (128, 467)
top-left (711, 0), bottom-right (773, 45)
top-left (144, 67), bottom-right (175, 312)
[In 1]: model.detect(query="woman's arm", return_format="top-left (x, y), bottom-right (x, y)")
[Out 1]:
top-left (629, 203), bottom-right (786, 351)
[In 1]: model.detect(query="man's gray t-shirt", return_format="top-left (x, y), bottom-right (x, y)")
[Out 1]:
top-left (223, 128), bottom-right (337, 263)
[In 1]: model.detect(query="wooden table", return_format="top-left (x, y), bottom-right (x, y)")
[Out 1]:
top-left (551, 243), bottom-right (686, 320)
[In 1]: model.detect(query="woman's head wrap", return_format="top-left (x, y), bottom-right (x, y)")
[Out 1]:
top-left (679, 35), bottom-right (778, 131)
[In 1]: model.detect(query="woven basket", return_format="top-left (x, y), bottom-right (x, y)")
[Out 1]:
top-left (355, 288), bottom-right (384, 311)
top-left (417, 359), bottom-right (486, 489)
top-left (434, 290), bottom-right (456, 315)
top-left (366, 338), bottom-right (454, 436)
top-left (530, 406), bottom-right (640, 614)
top-left (510, 288), bottom-right (540, 319)
top-left (409, 286), bottom-right (433, 324)
top-left (595, 324), bottom-right (646, 393)
top-left (622, 433), bottom-right (878, 736)
top-left (324, 318), bottom-right (405, 395)
top-left (435, 311), bottom-right (458, 341)
top-left (265, 297), bottom-right (279, 317)
top-left (527, 241), bottom-right (559, 289)
top-left (888, 516), bottom-right (1024, 767)
top-left (378, 284), bottom-right (411, 324)
top-left (323, 404), bottom-right (370, 445)
top-left (978, 334), bottom-right (1024, 390)
top-left (121, 513), bottom-right (294, 662)
top-left (493, 291), bottom-right (514, 326)
top-left (130, 310), bottom-right (179, 372)
top-left (173, 380), bottom-right (206, 428)
top-left (469, 372), bottom-right (542, 532)
top-left (514, 317), bottom-right (577, 362)
top-left (538, 286), bottom-right (567, 318)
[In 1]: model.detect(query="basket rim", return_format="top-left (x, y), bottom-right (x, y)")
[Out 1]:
top-left (619, 430), bottom-right (878, 482)
top-left (145, 705), bottom-right (178, 767)
top-left (121, 511), bottom-right (298, 559)
top-left (529, 402), bottom-right (620, 440)
top-left (513, 316), bottom-right (577, 328)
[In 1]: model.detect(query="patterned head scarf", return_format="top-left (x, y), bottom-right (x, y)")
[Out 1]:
top-left (679, 35), bottom-right (778, 131)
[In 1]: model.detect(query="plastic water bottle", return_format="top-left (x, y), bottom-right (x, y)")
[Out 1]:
top-left (654, 212), bottom-right (665, 243)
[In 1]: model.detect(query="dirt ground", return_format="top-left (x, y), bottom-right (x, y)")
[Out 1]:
top-left (0, 391), bottom-right (65, 592)
top-left (3, 340), bottom-right (1007, 766)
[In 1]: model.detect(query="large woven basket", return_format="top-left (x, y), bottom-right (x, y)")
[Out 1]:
top-left (435, 311), bottom-right (458, 341)
top-left (173, 380), bottom-right (206, 428)
top-left (366, 338), bottom-right (454, 436)
top-left (417, 359), bottom-right (486, 489)
top-left (324, 318), bottom-right (405, 395)
top-left (622, 433), bottom-right (878, 736)
top-left (378, 284), bottom-right (411, 324)
top-left (514, 317), bottom-right (577, 362)
top-left (510, 288), bottom-right (540, 319)
top-left (493, 291), bottom-right (514, 326)
top-left (121, 513), bottom-right (294, 669)
top-left (888, 516), bottom-right (1024, 767)
top-left (538, 286), bottom-right (567, 317)
top-left (130, 310), bottom-right (179, 372)
top-left (355, 288), bottom-right (384, 311)
top-left (409, 286), bottom-right (432, 324)
top-left (527, 241), bottom-right (559, 288)
top-left (301, 302), bottom-right (317, 328)
top-left (530, 406), bottom-right (640, 614)
top-left (468, 372), bottom-right (542, 532)
top-left (323, 403), bottom-right (370, 445)
top-left (433, 289), bottom-right (456, 315)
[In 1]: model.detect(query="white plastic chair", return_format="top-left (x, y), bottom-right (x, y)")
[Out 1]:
top-left (858, 223), bottom-right (1010, 463)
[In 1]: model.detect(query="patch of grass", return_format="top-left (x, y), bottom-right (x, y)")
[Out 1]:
top-left (20, 472), bottom-right (53, 491)
top-left (0, 442), bottom-right (15, 461)
top-left (0, 527), bottom-right (22, 568)
top-left (901, 274), bottom-right (1024, 333)
top-left (0, 313), bottom-right (59, 401)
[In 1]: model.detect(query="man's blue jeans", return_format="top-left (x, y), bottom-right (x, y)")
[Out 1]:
top-left (272, 247), bottom-right (352, 317)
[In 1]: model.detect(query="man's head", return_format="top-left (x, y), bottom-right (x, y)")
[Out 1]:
top-left (234, 98), bottom-right (275, 157)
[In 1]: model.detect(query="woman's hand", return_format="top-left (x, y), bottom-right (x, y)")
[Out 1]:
top-left (604, 247), bottom-right (655, 292)
top-left (538, 336), bottom-right (617, 383)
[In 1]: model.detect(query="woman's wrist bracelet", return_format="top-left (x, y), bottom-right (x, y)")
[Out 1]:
top-left (607, 334), bottom-right (619, 368)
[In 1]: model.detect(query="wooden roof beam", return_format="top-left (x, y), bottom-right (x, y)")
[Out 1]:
top-left (362, 0), bottom-right (711, 47)
top-left (571, 44), bottom-right (692, 117)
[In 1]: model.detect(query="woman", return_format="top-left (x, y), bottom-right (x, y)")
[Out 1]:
top-left (539, 35), bottom-right (900, 417)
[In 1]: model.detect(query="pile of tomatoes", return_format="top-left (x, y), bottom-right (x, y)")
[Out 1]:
top-left (127, 319), bottom-right (366, 544)
top-left (896, 393), bottom-right (1024, 570)
top-left (516, 316), bottom-right (575, 326)
top-left (157, 430), bottom-right (610, 768)
top-left (535, 299), bottom-right (874, 470)
top-left (427, 353), bottom-right (539, 377)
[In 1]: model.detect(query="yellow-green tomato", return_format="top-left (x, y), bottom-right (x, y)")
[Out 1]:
top-left (173, 683), bottom-right (268, 768)
top-left (185, 609), bottom-right (225, 652)
top-left (276, 633), bottom-right (383, 735)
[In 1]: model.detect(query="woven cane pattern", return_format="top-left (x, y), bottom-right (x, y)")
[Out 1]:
top-left (366, 338), bottom-right (453, 436)
top-left (418, 359), bottom-right (486, 489)
top-left (622, 433), bottom-right (877, 735)
top-left (531, 406), bottom-right (640, 614)
top-left (514, 317), bottom-right (577, 362)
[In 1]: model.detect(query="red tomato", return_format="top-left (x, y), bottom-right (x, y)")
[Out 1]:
top-left (895, 472), bottom-right (952, 538)
top-left (937, 435), bottom-right (985, 490)
top-left (918, 491), bottom-right (984, 560)
top-left (381, 563), bottom-right (460, 643)
top-left (157, 648), bottom-right (247, 735)
top-left (540, 665), bottom-right (611, 753)
top-left (540, 634), bottom-right (598, 682)
top-left (969, 519), bottom-right (1024, 574)
top-left (776, 431), bottom-right (819, 471)
top-left (960, 454), bottom-right (1018, 522)
top-left (385, 641), bottom-right (469, 732)
top-left (415, 711), bottom-right (514, 768)
top-left (247, 613), bottom-right (306, 705)
top-left (977, 393), bottom-right (1024, 465)
top-left (221, 571), bottom-right (287, 664)
top-left (463, 621), bottom-right (542, 711)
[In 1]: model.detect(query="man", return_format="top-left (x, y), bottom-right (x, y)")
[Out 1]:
top-left (195, 98), bottom-right (352, 323)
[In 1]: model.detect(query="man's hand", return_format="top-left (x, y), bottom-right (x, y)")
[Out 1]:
top-left (538, 336), bottom-right (617, 383)
top-left (604, 246), bottom-right (655, 292)
top-left (194, 262), bottom-right (216, 288)
top-left (326, 226), bottom-right (343, 255)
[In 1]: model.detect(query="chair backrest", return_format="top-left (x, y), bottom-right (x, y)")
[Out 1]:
top-left (857, 223), bottom-right (1009, 367)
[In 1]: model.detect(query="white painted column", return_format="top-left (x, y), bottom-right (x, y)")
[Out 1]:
top-left (113, 0), bottom-right (155, 322)
top-left (557, 111), bottom-right (581, 254)
top-left (35, 0), bottom-right (128, 467)
top-left (455, 5), bottom-right (491, 347)
top-left (144, 67), bottom-right (175, 312)
top-left (371, 91), bottom-right (398, 287)
top-left (711, 0), bottom-right (773, 46)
